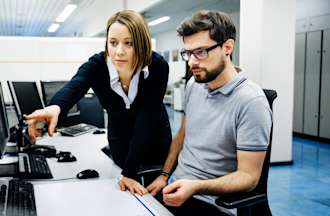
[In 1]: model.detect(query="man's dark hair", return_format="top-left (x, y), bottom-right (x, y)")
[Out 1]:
top-left (177, 10), bottom-right (236, 46)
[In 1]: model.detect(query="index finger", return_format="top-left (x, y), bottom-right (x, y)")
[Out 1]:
top-left (25, 110), bottom-right (47, 121)
top-left (47, 118), bottom-right (57, 136)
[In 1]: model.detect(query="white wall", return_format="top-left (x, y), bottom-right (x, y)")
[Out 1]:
top-left (296, 0), bottom-right (330, 33)
top-left (154, 30), bottom-right (186, 85)
top-left (240, 0), bottom-right (296, 163)
top-left (296, 0), bottom-right (329, 19)
top-left (0, 37), bottom-right (105, 102)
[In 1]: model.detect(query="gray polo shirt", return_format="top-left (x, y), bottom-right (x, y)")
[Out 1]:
top-left (171, 71), bottom-right (272, 215)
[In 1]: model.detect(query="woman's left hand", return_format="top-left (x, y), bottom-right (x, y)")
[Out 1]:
top-left (118, 176), bottom-right (148, 196)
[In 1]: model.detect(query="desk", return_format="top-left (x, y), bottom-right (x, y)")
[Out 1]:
top-left (36, 132), bottom-right (121, 181)
top-left (1, 132), bottom-right (173, 216)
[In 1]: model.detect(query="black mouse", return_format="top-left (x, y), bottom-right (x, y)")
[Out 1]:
top-left (76, 169), bottom-right (99, 179)
top-left (57, 152), bottom-right (77, 162)
top-left (93, 129), bottom-right (105, 134)
top-left (22, 145), bottom-right (57, 158)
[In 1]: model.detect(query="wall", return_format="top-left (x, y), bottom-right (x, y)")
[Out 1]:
top-left (0, 37), bottom-right (105, 102)
top-left (296, 0), bottom-right (330, 33)
top-left (154, 30), bottom-right (185, 85)
top-left (240, 0), bottom-right (296, 163)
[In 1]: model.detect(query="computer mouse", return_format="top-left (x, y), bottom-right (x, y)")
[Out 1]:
top-left (22, 145), bottom-right (57, 158)
top-left (76, 169), bottom-right (99, 179)
top-left (93, 129), bottom-right (105, 135)
top-left (57, 153), bottom-right (77, 162)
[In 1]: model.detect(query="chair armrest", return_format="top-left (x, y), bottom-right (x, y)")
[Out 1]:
top-left (215, 191), bottom-right (267, 209)
top-left (137, 165), bottom-right (162, 176)
top-left (137, 165), bottom-right (163, 186)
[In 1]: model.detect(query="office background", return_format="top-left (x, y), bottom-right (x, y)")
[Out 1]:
top-left (0, 0), bottom-right (329, 215)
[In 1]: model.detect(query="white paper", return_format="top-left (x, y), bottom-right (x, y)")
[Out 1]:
top-left (34, 179), bottom-right (155, 216)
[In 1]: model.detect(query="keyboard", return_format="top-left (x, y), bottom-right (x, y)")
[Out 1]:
top-left (0, 179), bottom-right (37, 216)
top-left (18, 153), bottom-right (53, 179)
top-left (58, 123), bottom-right (96, 137)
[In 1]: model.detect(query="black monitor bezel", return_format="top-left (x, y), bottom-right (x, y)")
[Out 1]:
top-left (40, 80), bottom-right (79, 114)
top-left (0, 82), bottom-right (9, 158)
top-left (7, 81), bottom-right (44, 117)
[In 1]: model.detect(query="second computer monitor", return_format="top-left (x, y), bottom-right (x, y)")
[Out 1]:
top-left (0, 82), bottom-right (9, 158)
top-left (7, 81), bottom-right (44, 117)
top-left (40, 81), bottom-right (78, 114)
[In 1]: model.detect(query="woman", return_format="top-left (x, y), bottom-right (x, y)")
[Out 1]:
top-left (26, 10), bottom-right (172, 195)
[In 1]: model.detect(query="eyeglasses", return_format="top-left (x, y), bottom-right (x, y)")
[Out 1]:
top-left (180, 43), bottom-right (221, 61)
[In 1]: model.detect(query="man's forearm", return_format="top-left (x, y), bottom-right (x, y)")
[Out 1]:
top-left (194, 170), bottom-right (258, 195)
top-left (194, 151), bottom-right (266, 195)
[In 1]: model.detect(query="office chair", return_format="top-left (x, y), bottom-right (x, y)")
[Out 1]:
top-left (77, 93), bottom-right (105, 128)
top-left (215, 89), bottom-right (277, 216)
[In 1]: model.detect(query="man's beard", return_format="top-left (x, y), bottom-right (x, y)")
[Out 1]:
top-left (191, 60), bottom-right (225, 83)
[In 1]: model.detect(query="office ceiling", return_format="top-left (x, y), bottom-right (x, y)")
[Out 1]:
top-left (144, 0), bottom-right (240, 35)
top-left (0, 0), bottom-right (239, 37)
top-left (0, 0), bottom-right (94, 36)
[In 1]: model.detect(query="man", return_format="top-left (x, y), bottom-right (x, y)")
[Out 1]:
top-left (147, 10), bottom-right (272, 216)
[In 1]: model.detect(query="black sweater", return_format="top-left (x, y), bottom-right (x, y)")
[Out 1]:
top-left (50, 51), bottom-right (171, 178)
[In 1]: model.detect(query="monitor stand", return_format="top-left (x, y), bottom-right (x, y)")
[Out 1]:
top-left (0, 117), bottom-right (56, 177)
top-left (4, 117), bottom-right (35, 156)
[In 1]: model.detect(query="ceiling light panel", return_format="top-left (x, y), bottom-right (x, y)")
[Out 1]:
top-left (0, 0), bottom-right (93, 36)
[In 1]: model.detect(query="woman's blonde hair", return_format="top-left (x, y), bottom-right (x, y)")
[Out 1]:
top-left (105, 10), bottom-right (152, 72)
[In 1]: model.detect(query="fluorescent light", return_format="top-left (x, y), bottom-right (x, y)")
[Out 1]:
top-left (148, 16), bottom-right (170, 26)
top-left (56, 4), bottom-right (77, 22)
top-left (48, 23), bottom-right (60, 32)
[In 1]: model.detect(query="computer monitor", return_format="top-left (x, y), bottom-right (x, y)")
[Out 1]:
top-left (7, 81), bottom-right (44, 117)
top-left (0, 83), bottom-right (9, 158)
top-left (40, 81), bottom-right (78, 114)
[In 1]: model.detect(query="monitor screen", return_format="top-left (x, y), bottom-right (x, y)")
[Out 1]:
top-left (0, 83), bottom-right (9, 158)
top-left (8, 81), bottom-right (44, 117)
top-left (40, 81), bottom-right (78, 114)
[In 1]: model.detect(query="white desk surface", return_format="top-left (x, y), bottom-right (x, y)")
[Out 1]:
top-left (1, 132), bottom-right (173, 216)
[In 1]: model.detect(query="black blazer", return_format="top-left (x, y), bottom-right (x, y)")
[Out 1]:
top-left (50, 51), bottom-right (171, 178)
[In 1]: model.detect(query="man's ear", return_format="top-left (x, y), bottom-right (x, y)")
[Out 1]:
top-left (223, 39), bottom-right (235, 56)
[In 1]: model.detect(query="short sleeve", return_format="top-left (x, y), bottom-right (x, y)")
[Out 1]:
top-left (183, 77), bottom-right (194, 114)
top-left (236, 96), bottom-right (272, 151)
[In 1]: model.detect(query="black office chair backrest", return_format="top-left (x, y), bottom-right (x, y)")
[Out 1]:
top-left (254, 89), bottom-right (277, 193)
top-left (211, 89), bottom-right (278, 216)
top-left (77, 93), bottom-right (105, 128)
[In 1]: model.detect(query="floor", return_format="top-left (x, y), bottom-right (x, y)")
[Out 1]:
top-left (166, 106), bottom-right (330, 216)
top-left (268, 137), bottom-right (330, 216)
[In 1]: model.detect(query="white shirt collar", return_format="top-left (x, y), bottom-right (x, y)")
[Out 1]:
top-left (106, 57), bottom-right (149, 109)
top-left (107, 57), bottom-right (149, 82)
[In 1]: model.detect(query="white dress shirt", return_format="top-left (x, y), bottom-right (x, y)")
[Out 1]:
top-left (107, 57), bottom-right (149, 109)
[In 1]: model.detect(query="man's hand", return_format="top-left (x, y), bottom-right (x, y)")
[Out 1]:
top-left (162, 179), bottom-right (199, 207)
top-left (146, 175), bottom-right (168, 196)
top-left (25, 105), bottom-right (61, 141)
top-left (118, 176), bottom-right (148, 196)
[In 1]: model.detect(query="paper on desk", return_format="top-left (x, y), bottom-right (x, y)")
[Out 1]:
top-left (34, 179), bottom-right (156, 216)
